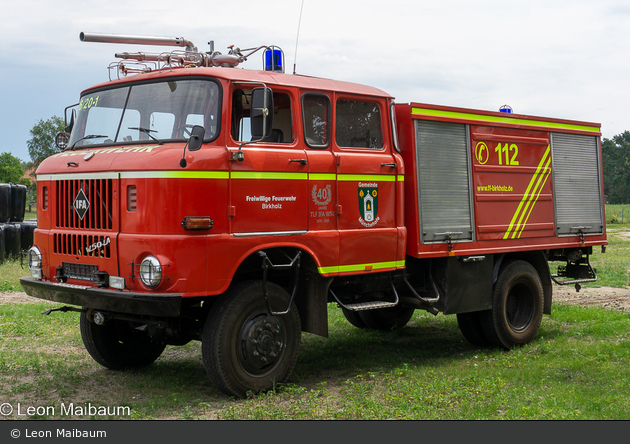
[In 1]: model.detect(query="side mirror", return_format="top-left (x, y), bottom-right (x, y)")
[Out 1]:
top-left (179, 125), bottom-right (205, 168)
top-left (251, 87), bottom-right (273, 140)
top-left (188, 125), bottom-right (205, 151)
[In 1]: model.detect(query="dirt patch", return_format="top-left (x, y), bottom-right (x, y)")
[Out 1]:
top-left (553, 285), bottom-right (630, 310)
top-left (0, 292), bottom-right (45, 304)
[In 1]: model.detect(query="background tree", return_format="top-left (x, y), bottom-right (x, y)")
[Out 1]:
top-left (0, 151), bottom-right (25, 183)
top-left (602, 131), bottom-right (630, 204)
top-left (27, 116), bottom-right (65, 167)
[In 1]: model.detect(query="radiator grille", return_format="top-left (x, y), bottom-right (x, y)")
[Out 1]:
top-left (53, 233), bottom-right (111, 258)
top-left (55, 178), bottom-right (114, 230)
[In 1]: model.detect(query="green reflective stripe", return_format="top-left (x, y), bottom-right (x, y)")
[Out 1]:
top-left (337, 174), bottom-right (396, 182)
top-left (231, 171), bottom-right (308, 180)
top-left (318, 260), bottom-right (403, 275)
top-left (309, 173), bottom-right (336, 181)
top-left (318, 265), bottom-right (339, 274)
top-left (412, 107), bottom-right (600, 133)
top-left (121, 171), bottom-right (229, 179)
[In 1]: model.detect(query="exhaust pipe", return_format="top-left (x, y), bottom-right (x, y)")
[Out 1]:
top-left (80, 32), bottom-right (196, 51)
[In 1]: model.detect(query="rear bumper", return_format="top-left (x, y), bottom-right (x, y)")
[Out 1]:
top-left (20, 277), bottom-right (182, 317)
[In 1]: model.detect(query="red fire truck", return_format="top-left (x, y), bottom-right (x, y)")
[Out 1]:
top-left (20, 33), bottom-right (607, 397)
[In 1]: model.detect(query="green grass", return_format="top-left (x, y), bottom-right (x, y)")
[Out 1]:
top-left (584, 223), bottom-right (630, 288)
top-left (606, 204), bottom-right (630, 224)
top-left (1, 301), bottom-right (630, 419)
top-left (0, 258), bottom-right (27, 292)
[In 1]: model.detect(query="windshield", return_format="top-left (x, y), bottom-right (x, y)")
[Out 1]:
top-left (68, 78), bottom-right (220, 148)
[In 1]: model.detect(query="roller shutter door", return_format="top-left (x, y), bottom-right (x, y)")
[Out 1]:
top-left (415, 120), bottom-right (474, 243)
top-left (551, 133), bottom-right (604, 236)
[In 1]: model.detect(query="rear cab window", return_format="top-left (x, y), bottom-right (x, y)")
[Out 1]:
top-left (335, 99), bottom-right (383, 149)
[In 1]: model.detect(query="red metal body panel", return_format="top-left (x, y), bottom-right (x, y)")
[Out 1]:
top-left (395, 102), bottom-right (607, 260)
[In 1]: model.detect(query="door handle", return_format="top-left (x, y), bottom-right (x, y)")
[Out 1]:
top-left (381, 162), bottom-right (396, 168)
top-left (290, 159), bottom-right (308, 165)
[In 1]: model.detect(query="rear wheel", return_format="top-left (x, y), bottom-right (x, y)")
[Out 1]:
top-left (80, 312), bottom-right (166, 370)
top-left (481, 260), bottom-right (544, 350)
top-left (202, 280), bottom-right (301, 398)
top-left (358, 305), bottom-right (415, 330)
top-left (341, 307), bottom-right (367, 329)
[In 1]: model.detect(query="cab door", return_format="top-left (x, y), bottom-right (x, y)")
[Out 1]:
top-left (334, 96), bottom-right (399, 273)
top-left (229, 88), bottom-right (308, 235)
top-left (301, 91), bottom-right (339, 272)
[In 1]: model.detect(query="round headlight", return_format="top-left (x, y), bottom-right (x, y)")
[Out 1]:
top-left (139, 256), bottom-right (162, 288)
top-left (27, 247), bottom-right (42, 269)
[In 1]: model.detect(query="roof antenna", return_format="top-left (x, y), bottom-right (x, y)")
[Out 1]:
top-left (293, 0), bottom-right (305, 75)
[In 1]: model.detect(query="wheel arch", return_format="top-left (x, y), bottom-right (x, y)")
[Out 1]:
top-left (227, 243), bottom-right (332, 338)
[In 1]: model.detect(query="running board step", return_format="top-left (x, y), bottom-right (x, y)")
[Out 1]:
top-left (339, 300), bottom-right (400, 311)
top-left (329, 287), bottom-right (400, 312)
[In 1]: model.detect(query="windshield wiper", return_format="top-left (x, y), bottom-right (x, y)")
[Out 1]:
top-left (67, 134), bottom-right (109, 151)
top-left (128, 127), bottom-right (163, 145)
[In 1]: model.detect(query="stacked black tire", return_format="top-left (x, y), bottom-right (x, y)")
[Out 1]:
top-left (0, 183), bottom-right (36, 263)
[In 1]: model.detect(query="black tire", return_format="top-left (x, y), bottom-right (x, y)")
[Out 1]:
top-left (358, 304), bottom-right (415, 330)
top-left (80, 312), bottom-right (166, 370)
top-left (341, 307), bottom-right (367, 329)
top-left (457, 310), bottom-right (491, 346)
top-left (481, 260), bottom-right (544, 350)
top-left (202, 280), bottom-right (301, 398)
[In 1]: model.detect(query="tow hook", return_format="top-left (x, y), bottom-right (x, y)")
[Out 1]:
top-left (42, 306), bottom-right (82, 316)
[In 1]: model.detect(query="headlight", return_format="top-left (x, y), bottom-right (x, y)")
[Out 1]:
top-left (27, 247), bottom-right (42, 269)
top-left (139, 256), bottom-right (162, 288)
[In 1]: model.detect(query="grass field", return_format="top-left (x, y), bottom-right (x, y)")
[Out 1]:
top-left (606, 204), bottom-right (630, 224)
top-left (1, 298), bottom-right (630, 419)
top-left (0, 210), bottom-right (628, 419)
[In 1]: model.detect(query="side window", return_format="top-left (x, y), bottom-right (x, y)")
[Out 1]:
top-left (335, 99), bottom-right (383, 149)
top-left (301, 93), bottom-right (330, 148)
top-left (231, 89), bottom-right (293, 143)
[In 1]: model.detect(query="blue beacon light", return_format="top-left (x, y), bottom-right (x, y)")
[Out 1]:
top-left (264, 47), bottom-right (284, 73)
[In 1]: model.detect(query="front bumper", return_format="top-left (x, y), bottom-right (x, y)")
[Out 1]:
top-left (20, 277), bottom-right (182, 317)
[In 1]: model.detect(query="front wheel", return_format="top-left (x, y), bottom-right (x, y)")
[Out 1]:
top-left (481, 260), bottom-right (544, 350)
top-left (80, 312), bottom-right (166, 370)
top-left (202, 280), bottom-right (301, 398)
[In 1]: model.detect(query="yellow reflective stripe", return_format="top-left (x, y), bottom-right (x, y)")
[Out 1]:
top-left (231, 171), bottom-right (308, 180)
top-left (309, 173), bottom-right (336, 181)
top-left (337, 174), bottom-right (396, 182)
top-left (516, 161), bottom-right (552, 238)
top-left (121, 171), bottom-right (229, 179)
top-left (398, 175), bottom-right (404, 182)
top-left (504, 146), bottom-right (551, 239)
top-left (318, 260), bottom-right (404, 274)
top-left (412, 107), bottom-right (600, 133)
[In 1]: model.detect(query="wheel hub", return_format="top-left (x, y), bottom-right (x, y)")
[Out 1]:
top-left (240, 315), bottom-right (285, 373)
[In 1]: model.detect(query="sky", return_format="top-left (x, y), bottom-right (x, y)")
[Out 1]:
top-left (2, 0), bottom-right (629, 162)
